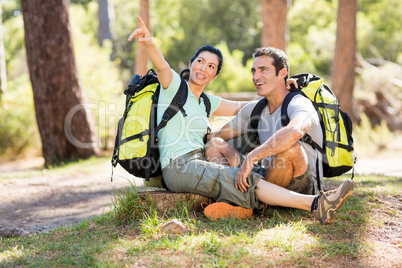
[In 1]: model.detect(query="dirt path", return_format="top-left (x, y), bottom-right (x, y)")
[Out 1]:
top-left (0, 152), bottom-right (401, 235)
top-left (0, 158), bottom-right (143, 234)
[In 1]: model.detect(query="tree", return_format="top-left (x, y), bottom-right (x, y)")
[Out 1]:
top-left (331, 0), bottom-right (357, 120)
top-left (260, 0), bottom-right (290, 51)
top-left (21, 0), bottom-right (101, 166)
top-left (358, 0), bottom-right (402, 62)
top-left (134, 0), bottom-right (150, 76)
top-left (97, 0), bottom-right (115, 59)
top-left (0, 3), bottom-right (7, 97)
top-left (155, 0), bottom-right (261, 70)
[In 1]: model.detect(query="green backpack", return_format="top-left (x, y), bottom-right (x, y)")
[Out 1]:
top-left (250, 73), bottom-right (355, 190)
top-left (111, 69), bottom-right (211, 188)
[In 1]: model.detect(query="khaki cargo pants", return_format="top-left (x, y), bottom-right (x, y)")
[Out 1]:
top-left (162, 149), bottom-right (265, 209)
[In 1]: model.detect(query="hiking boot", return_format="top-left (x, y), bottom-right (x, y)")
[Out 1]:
top-left (312, 179), bottom-right (354, 224)
top-left (204, 202), bottom-right (253, 220)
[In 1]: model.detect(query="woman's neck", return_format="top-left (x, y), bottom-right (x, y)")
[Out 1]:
top-left (188, 81), bottom-right (206, 101)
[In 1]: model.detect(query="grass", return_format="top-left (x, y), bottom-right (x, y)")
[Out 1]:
top-left (1, 174), bottom-right (401, 267)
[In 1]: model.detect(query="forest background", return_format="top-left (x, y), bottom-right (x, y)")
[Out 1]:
top-left (0, 0), bottom-right (401, 163)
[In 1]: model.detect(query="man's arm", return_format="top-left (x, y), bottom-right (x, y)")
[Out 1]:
top-left (208, 123), bottom-right (243, 142)
top-left (247, 115), bottom-right (311, 162)
top-left (209, 100), bottom-right (256, 141)
top-left (235, 114), bottom-right (313, 192)
top-left (212, 99), bottom-right (248, 117)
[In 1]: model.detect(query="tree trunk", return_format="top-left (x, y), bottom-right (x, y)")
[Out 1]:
top-left (21, 0), bottom-right (101, 166)
top-left (0, 3), bottom-right (7, 96)
top-left (97, 0), bottom-right (115, 59)
top-left (260, 0), bottom-right (290, 51)
top-left (331, 0), bottom-right (357, 120)
top-left (134, 0), bottom-right (150, 76)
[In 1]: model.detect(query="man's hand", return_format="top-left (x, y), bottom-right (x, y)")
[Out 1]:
top-left (286, 78), bottom-right (300, 91)
top-left (204, 132), bottom-right (214, 143)
top-left (235, 156), bottom-right (254, 193)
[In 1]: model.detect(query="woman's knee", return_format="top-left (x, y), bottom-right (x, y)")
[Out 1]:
top-left (205, 137), bottom-right (228, 158)
top-left (206, 137), bottom-right (227, 150)
top-left (205, 137), bottom-right (240, 166)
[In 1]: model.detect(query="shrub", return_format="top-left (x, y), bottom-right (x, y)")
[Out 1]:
top-left (0, 75), bottom-right (41, 158)
top-left (109, 180), bottom-right (157, 226)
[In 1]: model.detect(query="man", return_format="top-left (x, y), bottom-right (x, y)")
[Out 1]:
top-left (206, 47), bottom-right (323, 195)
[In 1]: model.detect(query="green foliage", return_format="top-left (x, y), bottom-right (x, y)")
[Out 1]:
top-left (0, 75), bottom-right (40, 158)
top-left (207, 43), bottom-right (254, 93)
top-left (288, 0), bottom-right (336, 76)
top-left (109, 180), bottom-right (157, 226)
top-left (353, 114), bottom-right (393, 156)
top-left (108, 0), bottom-right (139, 80)
top-left (71, 0), bottom-right (94, 9)
top-left (287, 43), bottom-right (317, 76)
top-left (70, 3), bottom-right (125, 149)
top-left (2, 11), bottom-right (25, 79)
top-left (153, 0), bottom-right (261, 71)
top-left (70, 2), bottom-right (99, 44)
top-left (1, 0), bottom-right (21, 22)
top-left (357, 0), bottom-right (402, 62)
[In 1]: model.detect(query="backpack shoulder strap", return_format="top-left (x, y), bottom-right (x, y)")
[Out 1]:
top-left (281, 91), bottom-right (324, 154)
top-left (154, 78), bottom-right (188, 134)
top-left (200, 92), bottom-right (211, 118)
top-left (250, 98), bottom-right (268, 130)
top-left (280, 91), bottom-right (302, 126)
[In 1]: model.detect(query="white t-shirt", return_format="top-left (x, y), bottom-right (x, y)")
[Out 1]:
top-left (228, 95), bottom-right (323, 184)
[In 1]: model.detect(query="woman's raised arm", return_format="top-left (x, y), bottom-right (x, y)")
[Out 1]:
top-left (128, 16), bottom-right (172, 89)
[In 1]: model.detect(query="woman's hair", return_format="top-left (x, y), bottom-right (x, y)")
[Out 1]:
top-left (180, 45), bottom-right (223, 81)
top-left (253, 47), bottom-right (289, 83)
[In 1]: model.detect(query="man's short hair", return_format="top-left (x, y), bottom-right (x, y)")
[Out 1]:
top-left (253, 47), bottom-right (289, 83)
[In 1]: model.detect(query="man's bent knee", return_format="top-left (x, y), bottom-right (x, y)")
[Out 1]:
top-left (265, 142), bottom-right (308, 187)
top-left (278, 143), bottom-right (307, 167)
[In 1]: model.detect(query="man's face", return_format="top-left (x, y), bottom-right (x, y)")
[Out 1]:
top-left (251, 55), bottom-right (284, 97)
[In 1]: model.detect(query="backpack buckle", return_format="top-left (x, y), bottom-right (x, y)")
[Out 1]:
top-left (301, 134), bottom-right (312, 144)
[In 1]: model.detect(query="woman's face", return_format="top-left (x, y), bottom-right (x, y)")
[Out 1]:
top-left (188, 51), bottom-right (220, 87)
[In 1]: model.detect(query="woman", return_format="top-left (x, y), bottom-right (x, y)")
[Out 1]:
top-left (129, 16), bottom-right (354, 224)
